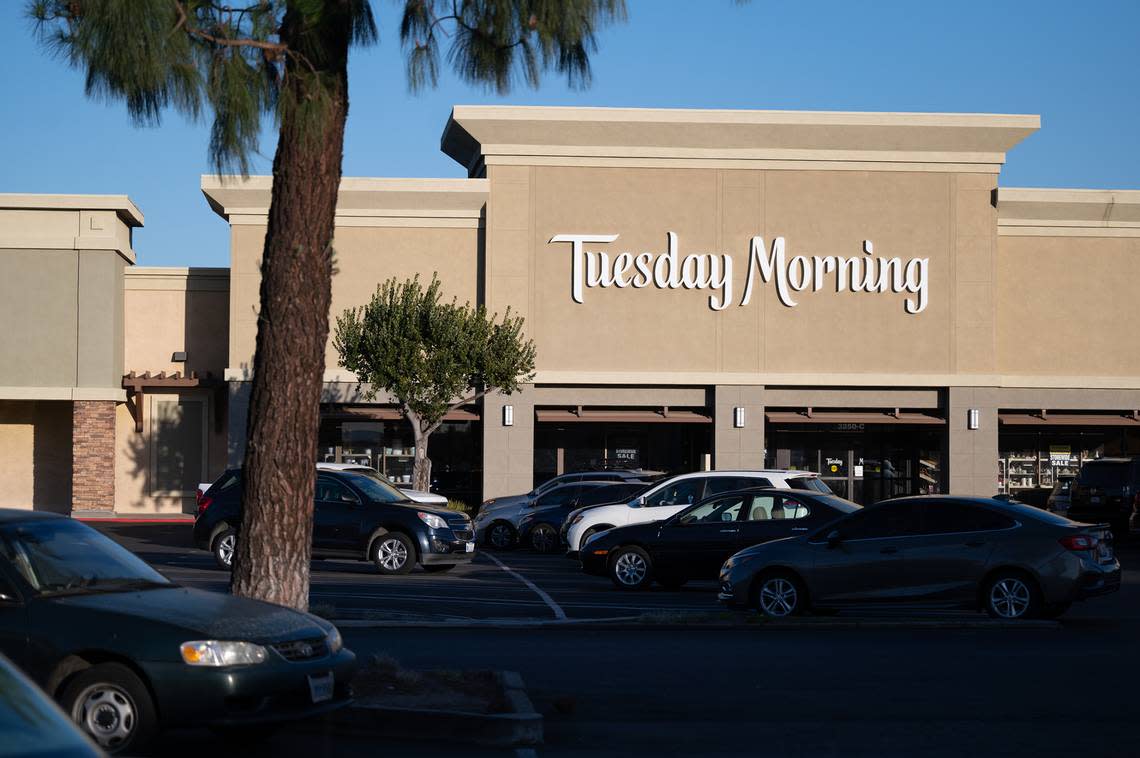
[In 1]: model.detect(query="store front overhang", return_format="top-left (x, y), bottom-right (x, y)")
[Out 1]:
top-left (320, 405), bottom-right (480, 422)
top-left (536, 409), bottom-right (712, 424)
top-left (765, 410), bottom-right (945, 425)
top-left (999, 412), bottom-right (1140, 427)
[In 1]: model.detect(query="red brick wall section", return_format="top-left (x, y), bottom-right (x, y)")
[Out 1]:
top-left (72, 400), bottom-right (116, 512)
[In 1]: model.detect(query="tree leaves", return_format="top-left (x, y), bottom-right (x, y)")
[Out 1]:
top-left (333, 274), bottom-right (537, 431)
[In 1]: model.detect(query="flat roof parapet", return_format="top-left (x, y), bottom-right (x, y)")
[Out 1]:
top-left (442, 105), bottom-right (1041, 176)
top-left (998, 187), bottom-right (1140, 237)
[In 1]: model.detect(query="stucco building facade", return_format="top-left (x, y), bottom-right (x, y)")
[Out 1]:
top-left (2, 106), bottom-right (1139, 514)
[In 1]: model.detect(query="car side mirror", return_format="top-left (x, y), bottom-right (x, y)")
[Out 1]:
top-left (631, 496), bottom-right (646, 509)
top-left (826, 530), bottom-right (842, 549)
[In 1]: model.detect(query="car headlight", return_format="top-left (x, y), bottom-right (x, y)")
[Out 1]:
top-left (417, 511), bottom-right (447, 529)
top-left (570, 514), bottom-right (585, 526)
top-left (180, 640), bottom-right (267, 667)
top-left (326, 626), bottom-right (343, 655)
top-left (483, 498), bottom-right (497, 507)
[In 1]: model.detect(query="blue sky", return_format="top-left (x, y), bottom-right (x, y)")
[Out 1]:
top-left (2, 0), bottom-right (1138, 268)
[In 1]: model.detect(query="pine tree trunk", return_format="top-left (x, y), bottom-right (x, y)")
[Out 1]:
top-left (230, 5), bottom-right (353, 611)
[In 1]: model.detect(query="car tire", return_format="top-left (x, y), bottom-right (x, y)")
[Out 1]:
top-left (609, 546), bottom-right (653, 590)
top-left (211, 527), bottom-right (237, 571)
top-left (530, 524), bottom-right (559, 553)
top-left (422, 564), bottom-right (455, 573)
top-left (485, 521), bottom-right (517, 551)
top-left (982, 570), bottom-right (1041, 620)
top-left (371, 532), bottom-right (416, 575)
top-left (60, 662), bottom-right (157, 755)
top-left (753, 571), bottom-right (808, 618)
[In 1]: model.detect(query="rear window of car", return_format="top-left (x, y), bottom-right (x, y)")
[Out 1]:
top-left (787, 477), bottom-right (833, 494)
top-left (576, 483), bottom-right (648, 507)
top-left (208, 470), bottom-right (241, 495)
top-left (991, 500), bottom-right (1076, 526)
top-left (1077, 462), bottom-right (1130, 489)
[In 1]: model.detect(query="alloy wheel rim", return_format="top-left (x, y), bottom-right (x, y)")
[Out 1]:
top-left (73, 684), bottom-right (136, 750)
top-left (489, 524), bottom-right (512, 549)
top-left (990, 577), bottom-right (1031, 618)
top-left (759, 578), bottom-right (797, 617)
top-left (614, 552), bottom-right (647, 585)
top-left (378, 538), bottom-right (408, 570)
top-left (532, 526), bottom-right (555, 552)
top-left (218, 534), bottom-right (235, 566)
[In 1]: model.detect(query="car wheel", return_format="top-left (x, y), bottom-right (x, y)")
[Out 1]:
top-left (61, 663), bottom-right (157, 755)
top-left (211, 528), bottom-right (236, 570)
top-left (609, 546), bottom-right (653, 590)
top-left (530, 524), bottom-right (558, 553)
top-left (754, 571), bottom-right (807, 618)
top-left (422, 564), bottom-right (455, 573)
top-left (983, 571), bottom-right (1040, 620)
top-left (371, 533), bottom-right (415, 575)
top-left (486, 521), bottom-right (517, 550)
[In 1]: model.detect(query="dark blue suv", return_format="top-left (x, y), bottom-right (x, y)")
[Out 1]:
top-left (194, 468), bottom-right (474, 574)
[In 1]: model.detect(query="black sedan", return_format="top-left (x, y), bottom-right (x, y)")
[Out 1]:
top-left (0, 510), bottom-right (356, 754)
top-left (581, 488), bottom-right (860, 590)
top-left (718, 496), bottom-right (1121, 619)
top-left (195, 468), bottom-right (474, 573)
top-left (519, 481), bottom-right (651, 553)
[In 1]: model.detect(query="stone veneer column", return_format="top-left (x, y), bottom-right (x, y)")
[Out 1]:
top-left (71, 400), bottom-right (116, 511)
top-left (946, 387), bottom-right (1000, 496)
top-left (713, 385), bottom-right (765, 470)
top-left (482, 385), bottom-right (534, 501)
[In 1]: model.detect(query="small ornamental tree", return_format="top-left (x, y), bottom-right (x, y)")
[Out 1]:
top-left (335, 275), bottom-right (536, 492)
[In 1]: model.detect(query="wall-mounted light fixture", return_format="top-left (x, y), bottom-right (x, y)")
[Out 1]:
top-left (503, 404), bottom-right (514, 427)
top-left (967, 409), bottom-right (980, 430)
top-left (171, 351), bottom-right (187, 362)
top-left (733, 407), bottom-right (745, 429)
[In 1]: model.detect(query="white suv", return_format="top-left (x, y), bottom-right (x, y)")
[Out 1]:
top-left (563, 470), bottom-right (832, 555)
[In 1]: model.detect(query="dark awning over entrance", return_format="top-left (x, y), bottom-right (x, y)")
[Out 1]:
top-left (535, 409), bottom-right (712, 424)
top-left (999, 412), bottom-right (1140, 426)
top-left (765, 410), bottom-right (945, 425)
top-left (320, 404), bottom-right (480, 422)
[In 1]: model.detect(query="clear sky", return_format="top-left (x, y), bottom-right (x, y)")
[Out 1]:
top-left (2, 0), bottom-right (1138, 268)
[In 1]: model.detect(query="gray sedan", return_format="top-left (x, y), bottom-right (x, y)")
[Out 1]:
top-left (718, 496), bottom-right (1120, 620)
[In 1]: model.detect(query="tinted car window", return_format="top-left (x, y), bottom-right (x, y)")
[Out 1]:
top-left (340, 472), bottom-right (407, 503)
top-left (745, 494), bottom-right (809, 521)
top-left (576, 483), bottom-right (648, 507)
top-left (919, 502), bottom-right (1014, 534)
top-left (1077, 461), bottom-right (1130, 489)
top-left (645, 478), bottom-right (705, 508)
top-left (316, 476), bottom-right (360, 504)
top-left (208, 469), bottom-right (241, 497)
top-left (537, 484), bottom-right (594, 507)
top-left (787, 477), bottom-right (832, 494)
top-left (840, 503), bottom-right (920, 540)
top-left (706, 476), bottom-right (769, 495)
top-left (679, 495), bottom-right (746, 524)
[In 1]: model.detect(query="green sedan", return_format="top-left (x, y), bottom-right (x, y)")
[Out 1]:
top-left (0, 510), bottom-right (356, 754)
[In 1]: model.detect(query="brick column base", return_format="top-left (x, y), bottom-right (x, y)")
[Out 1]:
top-left (72, 400), bottom-right (116, 512)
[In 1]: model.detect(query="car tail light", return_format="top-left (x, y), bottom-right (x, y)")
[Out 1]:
top-left (1060, 534), bottom-right (1098, 551)
top-left (197, 495), bottom-right (213, 517)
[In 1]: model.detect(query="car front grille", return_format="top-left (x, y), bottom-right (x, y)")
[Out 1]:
top-left (272, 638), bottom-right (327, 662)
top-left (453, 529), bottom-right (473, 541)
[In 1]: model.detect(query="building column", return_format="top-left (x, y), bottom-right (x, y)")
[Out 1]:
top-left (946, 387), bottom-right (999, 496)
top-left (71, 400), bottom-right (116, 512)
top-left (714, 385), bottom-right (765, 470)
top-left (226, 381), bottom-right (251, 467)
top-left (482, 385), bottom-right (534, 501)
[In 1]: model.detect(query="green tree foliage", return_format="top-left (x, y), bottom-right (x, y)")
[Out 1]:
top-left (335, 275), bottom-right (536, 491)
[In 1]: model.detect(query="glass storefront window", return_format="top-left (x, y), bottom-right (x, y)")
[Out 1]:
top-left (996, 427), bottom-right (1139, 506)
top-left (534, 422), bottom-right (712, 487)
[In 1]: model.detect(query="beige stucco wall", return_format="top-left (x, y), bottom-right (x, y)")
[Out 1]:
top-left (228, 224), bottom-right (481, 371)
top-left (997, 235), bottom-right (1140, 377)
top-left (486, 164), bottom-right (997, 381)
top-left (0, 400), bottom-right (72, 512)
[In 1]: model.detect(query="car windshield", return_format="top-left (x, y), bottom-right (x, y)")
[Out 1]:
top-left (0, 519), bottom-right (171, 597)
top-left (340, 472), bottom-right (408, 503)
top-left (786, 477), bottom-right (833, 494)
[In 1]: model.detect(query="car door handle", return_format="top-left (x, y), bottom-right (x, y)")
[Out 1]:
top-left (720, 528), bottom-right (740, 534)
top-left (965, 540), bottom-right (986, 547)
top-left (880, 547), bottom-right (899, 554)
top-left (791, 527), bottom-right (808, 532)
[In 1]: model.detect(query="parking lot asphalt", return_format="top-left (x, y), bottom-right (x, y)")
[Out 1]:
top-left (96, 522), bottom-right (1140, 626)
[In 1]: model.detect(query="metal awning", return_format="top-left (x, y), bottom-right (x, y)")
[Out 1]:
top-left (320, 405), bottom-right (480, 422)
top-left (765, 410), bottom-right (945, 425)
top-left (999, 412), bottom-right (1140, 427)
top-left (535, 409), bottom-right (712, 424)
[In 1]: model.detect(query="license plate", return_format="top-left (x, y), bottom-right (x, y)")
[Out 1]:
top-left (465, 541), bottom-right (475, 553)
top-left (308, 672), bottom-right (333, 703)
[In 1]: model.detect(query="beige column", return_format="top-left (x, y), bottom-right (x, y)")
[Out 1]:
top-left (714, 385), bottom-right (765, 470)
top-left (482, 385), bottom-right (534, 501)
top-left (946, 386), bottom-right (999, 496)
top-left (72, 400), bottom-right (116, 511)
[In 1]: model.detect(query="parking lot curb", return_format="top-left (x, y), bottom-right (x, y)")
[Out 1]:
top-left (331, 616), bottom-right (1062, 631)
top-left (322, 670), bottom-right (542, 748)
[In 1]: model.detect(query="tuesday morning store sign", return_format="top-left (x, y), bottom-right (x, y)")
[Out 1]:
top-left (549, 233), bottom-right (930, 315)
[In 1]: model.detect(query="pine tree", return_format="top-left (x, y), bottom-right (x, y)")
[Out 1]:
top-left (29, 0), bottom-right (626, 610)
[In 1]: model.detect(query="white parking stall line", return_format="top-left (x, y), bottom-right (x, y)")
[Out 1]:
top-left (485, 553), bottom-right (567, 620)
